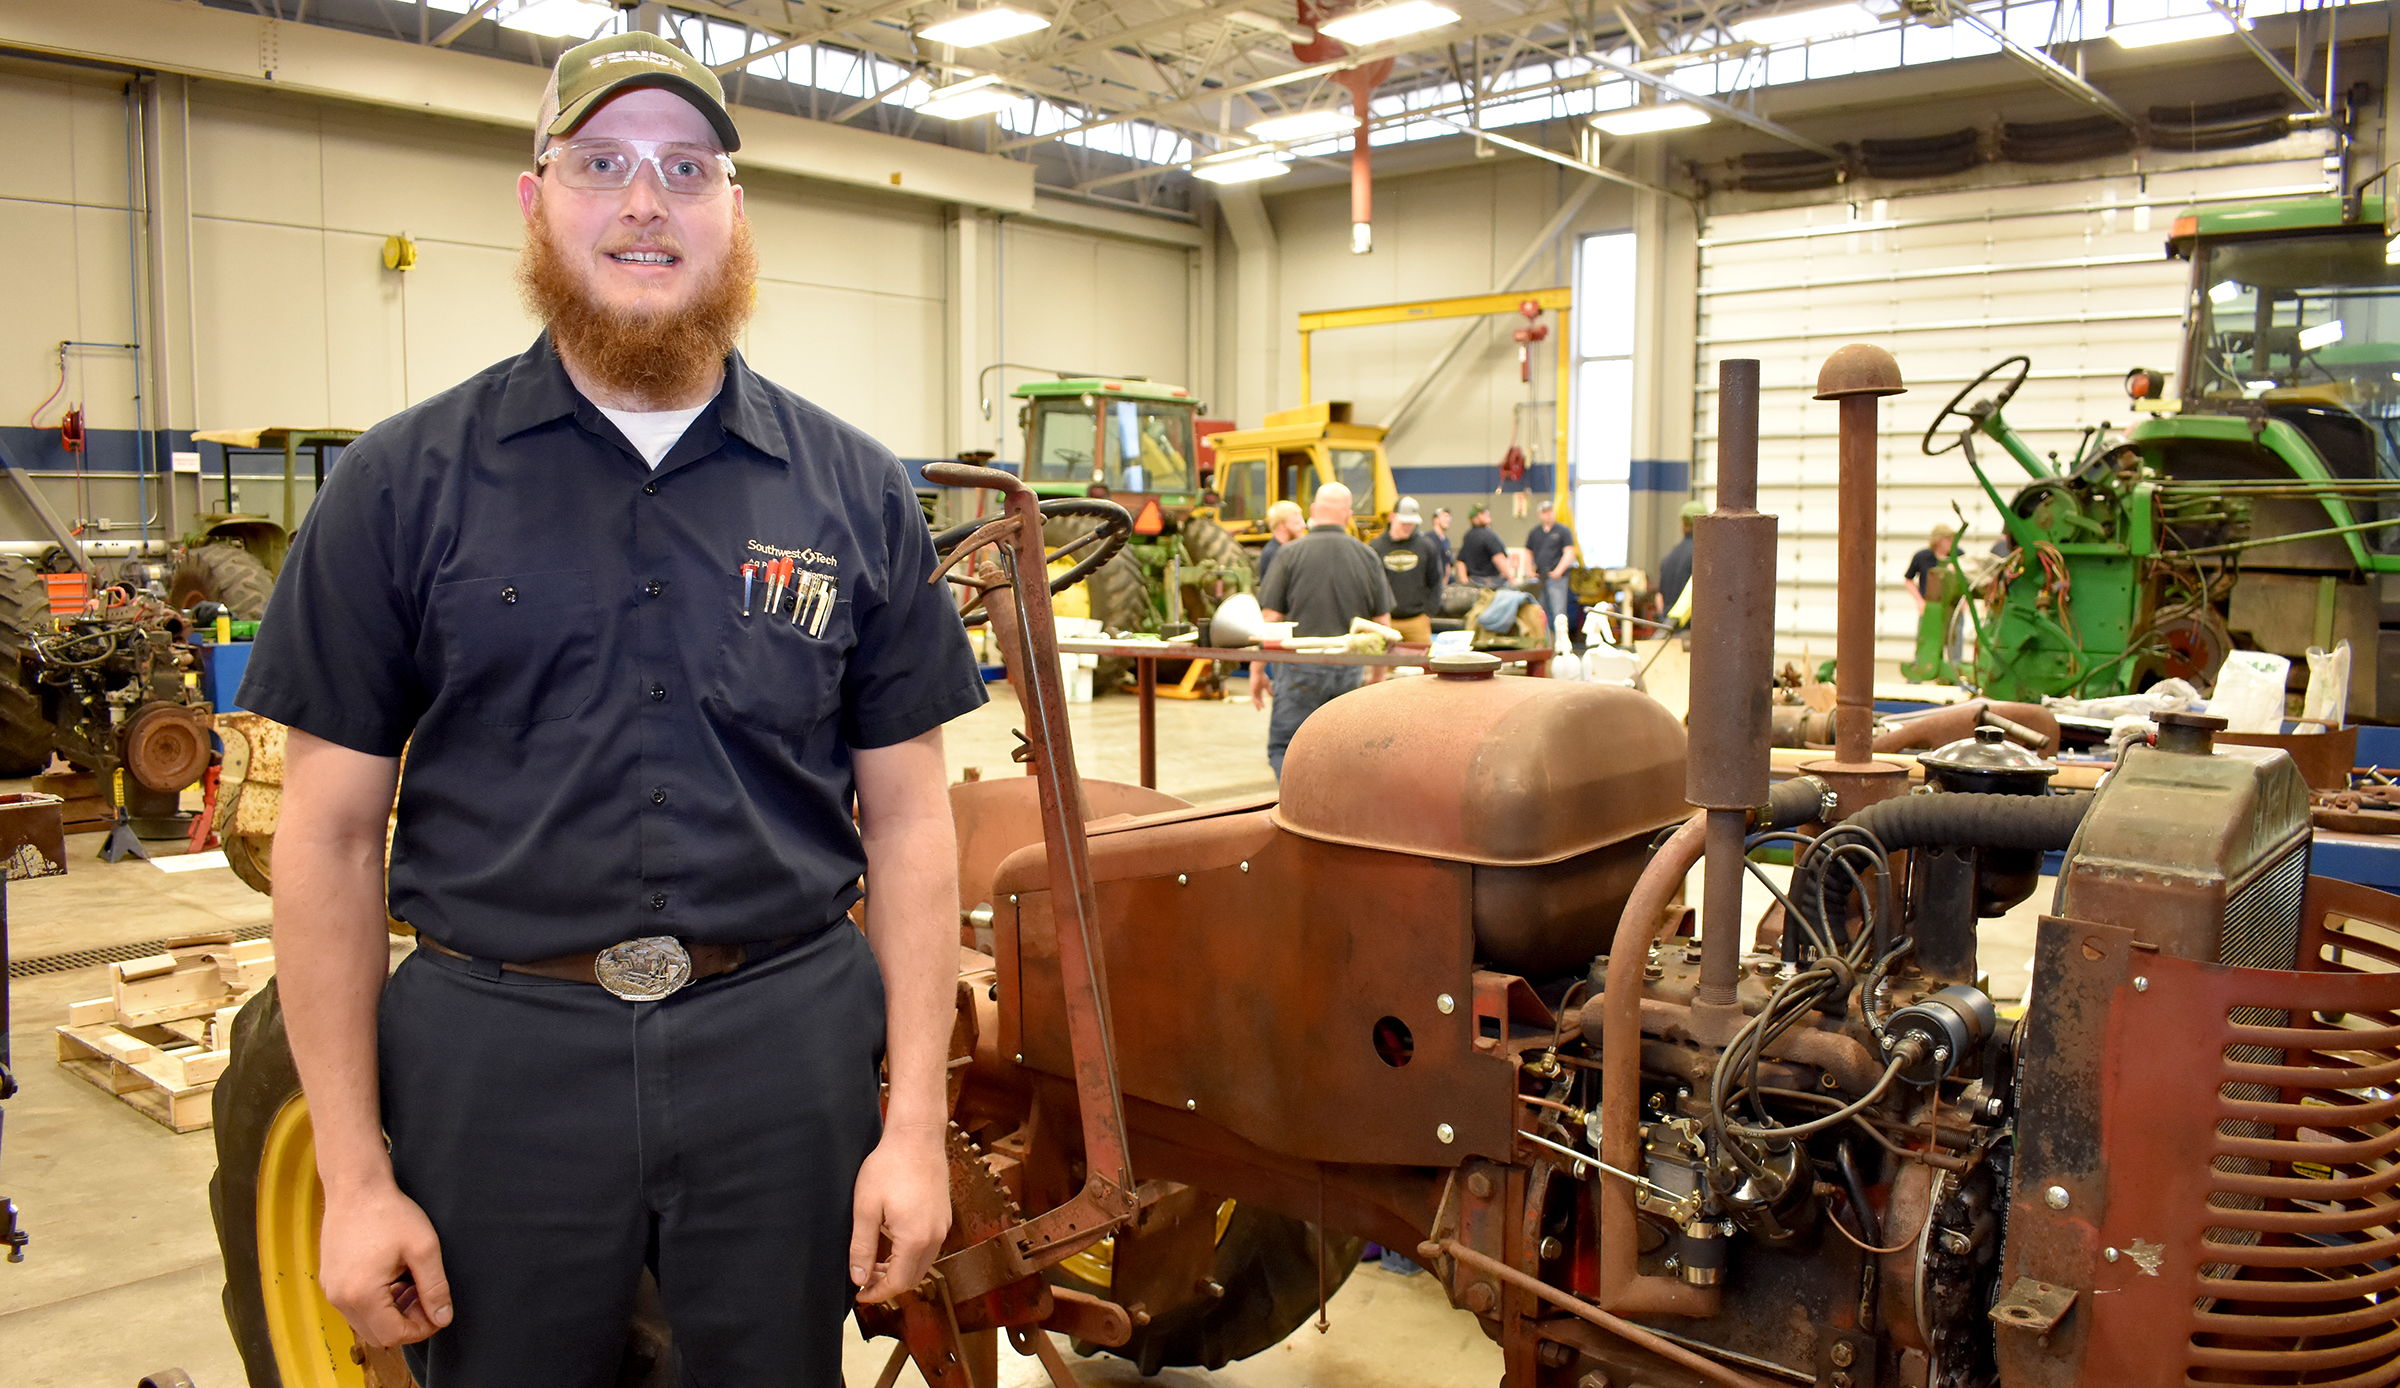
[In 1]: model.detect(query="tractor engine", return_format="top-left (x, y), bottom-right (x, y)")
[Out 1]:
top-left (962, 655), bottom-right (2400, 1388)
top-left (10, 585), bottom-right (214, 807)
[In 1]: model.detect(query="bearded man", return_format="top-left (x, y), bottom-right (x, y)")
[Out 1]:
top-left (239, 33), bottom-right (981, 1386)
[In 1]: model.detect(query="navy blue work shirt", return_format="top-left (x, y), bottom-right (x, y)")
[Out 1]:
top-left (238, 335), bottom-right (987, 960)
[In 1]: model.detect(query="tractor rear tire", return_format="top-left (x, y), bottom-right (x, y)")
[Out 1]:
top-left (172, 543), bottom-right (276, 621)
top-left (1084, 548), bottom-right (1150, 692)
top-left (1055, 1204), bottom-right (1366, 1374)
top-left (0, 556), bottom-right (55, 776)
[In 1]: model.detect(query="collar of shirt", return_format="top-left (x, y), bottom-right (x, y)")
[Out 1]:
top-left (494, 332), bottom-right (793, 473)
top-left (1307, 521), bottom-right (1346, 532)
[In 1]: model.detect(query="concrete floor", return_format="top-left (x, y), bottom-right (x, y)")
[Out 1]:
top-left (0, 673), bottom-right (2035, 1387)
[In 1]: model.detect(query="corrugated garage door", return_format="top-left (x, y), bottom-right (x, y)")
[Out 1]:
top-left (1694, 143), bottom-right (2332, 669)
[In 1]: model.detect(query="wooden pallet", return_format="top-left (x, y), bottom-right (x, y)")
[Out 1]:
top-left (54, 931), bottom-right (270, 1132)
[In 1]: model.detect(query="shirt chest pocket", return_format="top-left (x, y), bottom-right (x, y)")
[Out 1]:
top-left (427, 569), bottom-right (602, 726)
top-left (706, 581), bottom-right (848, 737)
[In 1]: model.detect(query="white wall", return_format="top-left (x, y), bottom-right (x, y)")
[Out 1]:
top-left (0, 49), bottom-right (1191, 548)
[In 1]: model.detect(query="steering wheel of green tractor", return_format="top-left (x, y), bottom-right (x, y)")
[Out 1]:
top-left (1922, 354), bottom-right (2032, 457)
top-left (931, 496), bottom-right (1133, 628)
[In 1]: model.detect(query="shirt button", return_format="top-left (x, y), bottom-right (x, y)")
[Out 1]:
top-left (643, 483), bottom-right (658, 495)
top-left (649, 684), bottom-right (667, 701)
top-left (649, 893), bottom-right (667, 911)
top-left (500, 586), bottom-right (518, 604)
top-left (643, 579), bottom-right (664, 597)
top-left (651, 787), bottom-right (668, 805)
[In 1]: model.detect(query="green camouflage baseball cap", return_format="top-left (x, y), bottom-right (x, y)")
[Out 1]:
top-left (535, 33), bottom-right (740, 158)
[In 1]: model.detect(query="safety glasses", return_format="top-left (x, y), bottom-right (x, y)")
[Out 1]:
top-left (537, 139), bottom-right (736, 196)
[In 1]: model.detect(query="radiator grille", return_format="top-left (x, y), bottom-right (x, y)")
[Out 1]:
top-left (2207, 845), bottom-right (2312, 1274)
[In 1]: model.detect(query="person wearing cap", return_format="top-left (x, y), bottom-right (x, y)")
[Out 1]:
top-left (1654, 498), bottom-right (1704, 620)
top-left (1525, 498), bottom-right (1579, 631)
top-left (1903, 523), bottom-right (1958, 614)
top-left (1255, 483), bottom-right (1392, 777)
top-left (243, 33), bottom-right (980, 1384)
top-left (1456, 504), bottom-right (1513, 587)
top-left (1429, 506), bottom-right (1456, 588)
top-left (1370, 497), bottom-right (1445, 646)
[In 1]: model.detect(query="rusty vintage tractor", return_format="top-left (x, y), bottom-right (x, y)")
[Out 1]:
top-left (890, 350), bottom-right (2400, 1388)
top-left (206, 347), bottom-right (2400, 1388)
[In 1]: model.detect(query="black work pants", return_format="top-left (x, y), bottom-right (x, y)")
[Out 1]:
top-left (381, 924), bottom-right (886, 1388)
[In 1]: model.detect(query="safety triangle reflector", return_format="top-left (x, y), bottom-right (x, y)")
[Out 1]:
top-left (1132, 498), bottom-right (1166, 535)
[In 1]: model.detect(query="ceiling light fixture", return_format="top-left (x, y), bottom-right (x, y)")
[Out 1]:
top-left (919, 75), bottom-right (1017, 120)
top-left (1193, 151), bottom-right (1293, 183)
top-left (2107, 11), bottom-right (2238, 47)
top-left (1729, 1), bottom-right (1881, 45)
top-left (1317, 1), bottom-right (1461, 47)
top-left (919, 6), bottom-right (1050, 47)
top-left (1590, 103), bottom-right (1712, 136)
top-left (1247, 109), bottom-right (1363, 141)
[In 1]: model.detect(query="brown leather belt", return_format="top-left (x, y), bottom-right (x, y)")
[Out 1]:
top-left (420, 933), bottom-right (804, 999)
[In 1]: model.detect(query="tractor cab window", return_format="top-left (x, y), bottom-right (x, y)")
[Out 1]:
top-left (1330, 448), bottom-right (1378, 510)
top-left (2192, 234), bottom-right (2400, 412)
top-left (1278, 450), bottom-right (1315, 509)
top-left (1104, 400), bottom-right (1194, 494)
top-left (1219, 458), bottom-right (1266, 521)
top-left (1026, 398), bottom-right (1099, 486)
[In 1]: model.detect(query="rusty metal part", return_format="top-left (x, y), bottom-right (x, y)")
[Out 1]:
top-left (2055, 737), bottom-right (2311, 964)
top-left (1271, 676), bottom-right (1688, 868)
top-left (1599, 811), bottom-right (1719, 1318)
top-left (1008, 1322), bottom-right (1087, 1388)
top-left (2313, 782), bottom-right (2400, 834)
top-left (2217, 724), bottom-right (2359, 794)
top-left (1870, 700), bottom-right (2060, 757)
top-left (2002, 878), bottom-right (2400, 1384)
top-left (1000, 805), bottom-right (1516, 1167)
top-left (1805, 345), bottom-right (1910, 810)
top-left (949, 776), bottom-right (1189, 921)
top-left (1424, 1240), bottom-right (1776, 1388)
top-left (917, 462), bottom-right (1140, 1303)
top-left (1813, 343), bottom-right (1907, 401)
top-left (212, 712), bottom-right (288, 896)
top-left (123, 699), bottom-right (211, 793)
top-left (856, 1124), bottom-right (1054, 1365)
top-left (0, 792), bottom-right (65, 882)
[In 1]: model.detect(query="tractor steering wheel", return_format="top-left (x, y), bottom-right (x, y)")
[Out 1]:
top-left (1922, 354), bottom-right (2032, 457)
top-left (932, 495), bottom-right (1132, 595)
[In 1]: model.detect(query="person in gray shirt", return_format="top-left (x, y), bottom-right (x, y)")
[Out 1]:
top-left (1254, 483), bottom-right (1392, 778)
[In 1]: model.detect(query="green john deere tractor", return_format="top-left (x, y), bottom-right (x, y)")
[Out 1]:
top-left (1012, 377), bottom-right (1253, 648)
top-left (1907, 193), bottom-right (2400, 720)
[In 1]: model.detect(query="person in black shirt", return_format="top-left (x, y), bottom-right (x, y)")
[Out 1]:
top-left (1429, 506), bottom-right (1455, 587)
top-left (240, 36), bottom-right (978, 1383)
top-left (1256, 483), bottom-right (1392, 776)
top-left (1369, 496), bottom-right (1445, 644)
top-left (1457, 505), bottom-right (1513, 586)
top-left (1525, 499), bottom-right (1578, 627)
top-left (1902, 524), bottom-right (1957, 614)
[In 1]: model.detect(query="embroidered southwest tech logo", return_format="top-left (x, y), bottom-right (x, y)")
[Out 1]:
top-left (745, 539), bottom-right (838, 568)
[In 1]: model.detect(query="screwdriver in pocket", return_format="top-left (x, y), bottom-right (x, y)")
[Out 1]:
top-left (741, 562), bottom-right (758, 617)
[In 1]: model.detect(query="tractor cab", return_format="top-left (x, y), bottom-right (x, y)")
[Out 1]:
top-left (1203, 401), bottom-right (1395, 543)
top-left (1014, 378), bottom-right (1202, 526)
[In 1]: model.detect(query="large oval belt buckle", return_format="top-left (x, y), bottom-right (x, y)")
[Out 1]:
top-left (594, 936), bottom-right (693, 1002)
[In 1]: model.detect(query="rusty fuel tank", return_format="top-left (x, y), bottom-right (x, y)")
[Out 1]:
top-left (1271, 654), bottom-right (1690, 976)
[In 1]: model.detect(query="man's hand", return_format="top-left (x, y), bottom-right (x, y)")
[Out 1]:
top-left (320, 1178), bottom-right (453, 1347)
top-left (1251, 670), bottom-right (1270, 710)
top-left (849, 1121), bottom-right (952, 1302)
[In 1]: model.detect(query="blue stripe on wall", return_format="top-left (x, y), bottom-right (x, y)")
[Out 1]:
top-left (1630, 459), bottom-right (1690, 493)
top-left (1387, 463), bottom-right (1556, 495)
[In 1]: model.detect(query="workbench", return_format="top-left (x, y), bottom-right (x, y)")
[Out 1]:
top-left (1052, 641), bottom-right (1553, 790)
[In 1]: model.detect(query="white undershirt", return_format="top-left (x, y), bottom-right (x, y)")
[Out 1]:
top-left (597, 403), bottom-right (710, 469)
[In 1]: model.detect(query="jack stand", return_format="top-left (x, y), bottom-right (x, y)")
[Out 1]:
top-left (2, 1196), bottom-right (24, 1262)
top-left (99, 768), bottom-right (147, 863)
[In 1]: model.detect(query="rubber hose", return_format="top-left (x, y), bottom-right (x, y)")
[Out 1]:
top-left (1765, 775), bottom-right (1831, 830)
top-left (1841, 790), bottom-right (2091, 853)
top-left (1786, 792), bottom-right (2091, 962)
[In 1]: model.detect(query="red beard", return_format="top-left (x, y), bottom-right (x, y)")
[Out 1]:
top-left (516, 204), bottom-right (757, 407)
